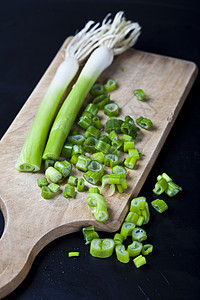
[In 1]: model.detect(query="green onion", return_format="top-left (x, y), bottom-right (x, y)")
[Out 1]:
top-left (37, 177), bottom-right (48, 187)
top-left (90, 238), bottom-right (115, 258)
top-left (95, 140), bottom-right (111, 154)
top-left (85, 125), bottom-right (101, 139)
top-left (68, 176), bottom-right (78, 186)
top-left (99, 135), bottom-right (111, 144)
top-left (136, 116), bottom-right (152, 130)
top-left (165, 181), bottom-right (182, 197)
top-left (45, 166), bottom-right (62, 183)
top-left (70, 154), bottom-right (79, 165)
top-left (67, 134), bottom-right (85, 145)
top-left (83, 170), bottom-right (103, 185)
top-left (132, 227), bottom-right (147, 242)
top-left (128, 148), bottom-right (139, 159)
top-left (61, 142), bottom-right (74, 158)
top-left (124, 141), bottom-right (134, 152)
top-left (116, 184), bottom-right (124, 194)
top-left (130, 197), bottom-right (146, 213)
top-left (90, 83), bottom-right (105, 96)
top-left (115, 244), bottom-right (130, 263)
top-left (151, 199), bottom-right (168, 213)
top-left (128, 241), bottom-right (143, 257)
top-left (124, 156), bottom-right (137, 169)
top-left (77, 178), bottom-right (85, 192)
top-left (104, 154), bottom-right (119, 167)
top-left (86, 193), bottom-right (109, 222)
top-left (63, 185), bottom-right (75, 198)
top-left (92, 152), bottom-right (104, 164)
top-left (104, 103), bottom-right (119, 116)
top-left (84, 103), bottom-right (99, 116)
top-left (83, 137), bottom-right (98, 153)
top-left (48, 183), bottom-right (60, 193)
top-left (122, 134), bottom-right (132, 142)
top-left (89, 187), bottom-right (100, 194)
top-left (104, 78), bottom-right (117, 92)
top-left (69, 129), bottom-right (79, 136)
top-left (93, 94), bottom-right (110, 109)
top-left (108, 130), bottom-right (118, 142)
top-left (112, 165), bottom-right (127, 179)
top-left (105, 117), bottom-right (123, 134)
top-left (72, 144), bottom-right (85, 156)
top-left (92, 116), bottom-right (103, 130)
top-left (120, 222), bottom-right (136, 239)
top-left (100, 174), bottom-right (115, 197)
top-left (112, 139), bottom-right (123, 150)
top-left (114, 233), bottom-right (124, 245)
top-left (133, 255), bottom-right (146, 268)
top-left (44, 159), bottom-right (55, 170)
top-left (142, 244), bottom-right (153, 255)
top-left (75, 155), bottom-right (92, 171)
top-left (41, 186), bottom-right (51, 199)
top-left (87, 160), bottom-right (103, 172)
top-left (82, 226), bottom-right (99, 245)
top-left (133, 89), bottom-right (146, 101)
top-left (153, 178), bottom-right (168, 195)
top-left (68, 252), bottom-right (79, 257)
top-left (78, 115), bottom-right (93, 129)
top-left (54, 160), bottom-right (72, 178)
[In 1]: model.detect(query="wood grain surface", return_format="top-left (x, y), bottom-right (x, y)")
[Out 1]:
top-left (0, 37), bottom-right (198, 298)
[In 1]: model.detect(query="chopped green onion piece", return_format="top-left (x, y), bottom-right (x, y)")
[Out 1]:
top-left (104, 103), bottom-right (119, 117)
top-left (121, 121), bottom-right (133, 135)
top-left (100, 174), bottom-right (115, 197)
top-left (44, 159), bottom-right (55, 170)
top-left (104, 78), bottom-right (117, 92)
top-left (87, 160), bottom-right (103, 172)
top-left (83, 137), bottom-right (98, 153)
top-left (72, 144), bottom-right (85, 156)
top-left (76, 155), bottom-right (92, 172)
top-left (161, 172), bottom-right (172, 182)
top-left (92, 116), bottom-right (103, 130)
top-left (122, 134), bottom-right (132, 142)
top-left (114, 233), bottom-right (124, 245)
top-left (48, 183), bottom-right (60, 193)
top-left (120, 222), bottom-right (136, 239)
top-left (142, 202), bottom-right (150, 225)
top-left (69, 129), bottom-right (79, 136)
top-left (78, 115), bottom-right (93, 129)
top-left (68, 176), bottom-right (78, 186)
top-left (68, 251), bottom-right (79, 257)
top-left (105, 117), bottom-right (123, 134)
top-left (37, 177), bottom-right (48, 187)
top-left (90, 83), bottom-right (105, 96)
top-left (86, 193), bottom-right (109, 222)
top-left (128, 241), bottom-right (143, 257)
top-left (132, 227), bottom-right (147, 242)
top-left (142, 244), bottom-right (153, 255)
top-left (70, 154), bottom-right (79, 165)
top-left (116, 184), bottom-right (124, 194)
top-left (124, 156), bottom-right (137, 169)
top-left (61, 142), bottom-right (74, 158)
top-left (136, 116), bottom-right (152, 130)
top-left (41, 186), bottom-right (51, 199)
top-left (85, 125), bottom-right (101, 139)
top-left (93, 94), bottom-right (110, 109)
top-left (84, 103), bottom-right (99, 116)
top-left (63, 185), bottom-right (75, 198)
top-left (92, 152), bottom-right (104, 164)
top-left (67, 134), bottom-right (85, 145)
top-left (90, 238), bottom-right (115, 258)
top-left (108, 130), bottom-right (119, 141)
top-left (95, 140), bottom-right (111, 154)
top-left (112, 139), bottom-right (123, 150)
top-left (112, 165), bottom-right (127, 179)
top-left (54, 160), bottom-right (72, 178)
top-left (137, 215), bottom-right (145, 226)
top-left (151, 199), bottom-right (168, 213)
top-left (89, 187), bottom-right (100, 194)
top-left (104, 154), bottom-right (119, 167)
top-left (124, 141), bottom-right (134, 152)
top-left (128, 148), bottom-right (139, 159)
top-left (153, 178), bottom-right (168, 195)
top-left (133, 255), bottom-right (146, 268)
top-left (81, 111), bottom-right (94, 119)
top-left (108, 174), bottom-right (122, 185)
top-left (133, 89), bottom-right (146, 101)
top-left (109, 145), bottom-right (118, 154)
top-left (83, 169), bottom-right (104, 185)
top-left (45, 166), bottom-right (62, 183)
top-left (82, 226), bottom-right (99, 245)
top-left (99, 135), bottom-right (111, 144)
top-left (77, 178), bottom-right (85, 192)
top-left (130, 197), bottom-right (146, 213)
top-left (165, 181), bottom-right (182, 197)
top-left (125, 212), bottom-right (134, 222)
top-left (115, 244), bottom-right (130, 263)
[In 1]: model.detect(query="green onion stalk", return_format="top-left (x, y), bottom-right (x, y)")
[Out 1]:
top-left (15, 19), bottom-right (110, 172)
top-left (43, 11), bottom-right (141, 161)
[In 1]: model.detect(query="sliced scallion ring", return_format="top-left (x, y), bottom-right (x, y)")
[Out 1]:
top-left (104, 103), bottom-right (119, 117)
top-left (90, 83), bottom-right (105, 96)
top-left (104, 78), bottom-right (117, 92)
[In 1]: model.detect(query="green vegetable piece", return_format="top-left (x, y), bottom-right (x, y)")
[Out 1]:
top-left (48, 183), bottom-right (60, 193)
top-left (86, 193), bottom-right (109, 222)
top-left (124, 156), bottom-right (137, 169)
top-left (128, 241), bottom-right (143, 257)
top-left (63, 185), bottom-right (75, 198)
top-left (130, 197), bottom-right (146, 213)
top-left (84, 170), bottom-right (104, 185)
top-left (99, 135), bottom-right (111, 144)
top-left (133, 255), bottom-right (147, 268)
top-left (89, 187), bottom-right (100, 194)
top-left (70, 154), bottom-right (79, 165)
top-left (108, 130), bottom-right (119, 142)
top-left (83, 137), bottom-right (98, 153)
top-left (151, 199), bottom-right (168, 213)
top-left (153, 178), bottom-right (168, 195)
top-left (68, 176), bottom-right (78, 186)
top-left (133, 89), bottom-right (146, 101)
top-left (84, 103), bottom-right (99, 116)
top-left (54, 160), bottom-right (72, 178)
top-left (95, 140), bottom-right (111, 154)
top-left (100, 174), bottom-right (115, 197)
top-left (61, 142), bottom-right (74, 158)
top-left (121, 134), bottom-right (132, 142)
top-left (136, 116), bottom-right (152, 130)
top-left (77, 178), bottom-right (85, 192)
top-left (114, 233), bottom-right (124, 245)
top-left (76, 155), bottom-right (92, 171)
top-left (68, 251), bottom-right (80, 257)
top-left (124, 141), bottom-right (134, 152)
top-left (90, 238), bottom-right (115, 258)
top-left (104, 103), bottom-right (119, 117)
top-left (72, 144), bottom-right (85, 156)
top-left (82, 226), bottom-right (99, 245)
top-left (85, 125), bottom-right (101, 139)
top-left (112, 165), bottom-right (127, 179)
top-left (93, 94), bottom-right (110, 109)
top-left (120, 222), bottom-right (136, 239)
top-left (105, 117), bottom-right (123, 134)
top-left (69, 129), bottom-right (79, 136)
top-left (92, 152), bottom-right (105, 164)
top-left (45, 166), bottom-right (62, 183)
top-left (92, 116), bottom-right (103, 130)
top-left (104, 154), bottom-right (119, 167)
top-left (37, 177), bottom-right (48, 187)
top-left (165, 181), bottom-right (182, 197)
top-left (78, 115), bottom-right (93, 129)
top-left (128, 148), bottom-right (140, 159)
top-left (90, 83), bottom-right (105, 96)
top-left (115, 244), bottom-right (130, 263)
top-left (132, 227), bottom-right (147, 242)
top-left (87, 160), bottom-right (103, 172)
top-left (44, 159), bottom-right (55, 170)
top-left (142, 244), bottom-right (153, 255)
top-left (67, 134), bottom-right (85, 145)
top-left (104, 78), bottom-right (117, 92)
top-left (41, 186), bottom-right (51, 199)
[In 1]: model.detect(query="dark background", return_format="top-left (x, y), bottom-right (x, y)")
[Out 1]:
top-left (0, 0), bottom-right (200, 299)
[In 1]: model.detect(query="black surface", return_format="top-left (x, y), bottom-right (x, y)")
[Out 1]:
top-left (0, 0), bottom-right (200, 299)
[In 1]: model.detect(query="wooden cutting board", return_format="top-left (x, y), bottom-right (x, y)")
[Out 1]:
top-left (0, 37), bottom-right (198, 298)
